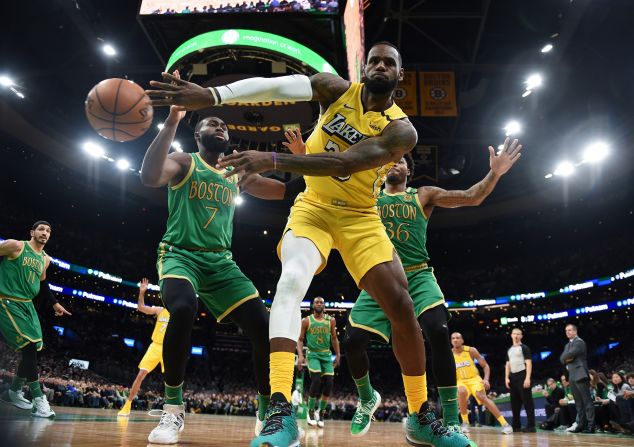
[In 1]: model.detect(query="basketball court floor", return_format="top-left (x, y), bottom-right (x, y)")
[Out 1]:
top-left (3, 406), bottom-right (632, 446)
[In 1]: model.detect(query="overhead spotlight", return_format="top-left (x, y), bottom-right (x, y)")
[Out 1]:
top-left (83, 141), bottom-right (105, 158)
top-left (102, 44), bottom-right (117, 57)
top-left (157, 123), bottom-right (165, 130)
top-left (522, 90), bottom-right (532, 98)
top-left (496, 144), bottom-right (505, 154)
top-left (504, 120), bottom-right (522, 136)
top-left (544, 173), bottom-right (553, 179)
top-left (171, 141), bottom-right (183, 152)
top-left (235, 196), bottom-right (244, 206)
top-left (582, 141), bottom-right (610, 163)
top-left (525, 73), bottom-right (543, 90)
top-left (0, 75), bottom-right (14, 87)
top-left (116, 159), bottom-right (130, 171)
top-left (263, 230), bottom-right (268, 235)
top-left (541, 43), bottom-right (553, 53)
top-left (554, 161), bottom-right (575, 177)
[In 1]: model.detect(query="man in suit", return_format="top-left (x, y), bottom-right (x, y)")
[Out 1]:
top-left (559, 324), bottom-right (595, 433)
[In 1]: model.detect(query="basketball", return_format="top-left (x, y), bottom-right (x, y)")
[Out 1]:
top-left (85, 78), bottom-right (153, 142)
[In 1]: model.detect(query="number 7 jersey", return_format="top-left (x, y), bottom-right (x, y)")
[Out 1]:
top-left (302, 83), bottom-right (408, 210)
top-left (377, 187), bottom-right (430, 267)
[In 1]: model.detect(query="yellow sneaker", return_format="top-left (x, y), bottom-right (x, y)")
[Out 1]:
top-left (118, 401), bottom-right (131, 417)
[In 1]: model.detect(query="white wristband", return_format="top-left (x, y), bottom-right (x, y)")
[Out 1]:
top-left (210, 75), bottom-right (313, 105)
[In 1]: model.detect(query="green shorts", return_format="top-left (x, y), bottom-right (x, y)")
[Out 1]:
top-left (157, 242), bottom-right (259, 322)
top-left (307, 351), bottom-right (334, 376)
top-left (0, 299), bottom-right (43, 351)
top-left (349, 267), bottom-right (448, 343)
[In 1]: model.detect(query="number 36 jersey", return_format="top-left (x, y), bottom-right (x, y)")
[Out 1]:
top-left (302, 83), bottom-right (408, 211)
top-left (377, 187), bottom-right (430, 267)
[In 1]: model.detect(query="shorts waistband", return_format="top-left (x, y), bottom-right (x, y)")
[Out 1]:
top-left (403, 262), bottom-right (428, 272)
top-left (308, 349), bottom-right (331, 353)
top-left (0, 296), bottom-right (32, 303)
top-left (162, 242), bottom-right (226, 252)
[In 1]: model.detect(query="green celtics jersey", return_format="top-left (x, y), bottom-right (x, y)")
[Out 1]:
top-left (161, 152), bottom-right (239, 250)
top-left (377, 187), bottom-right (429, 267)
top-left (0, 242), bottom-right (46, 300)
top-left (306, 314), bottom-right (331, 352)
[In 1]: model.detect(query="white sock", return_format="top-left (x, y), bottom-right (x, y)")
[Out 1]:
top-left (269, 231), bottom-right (323, 341)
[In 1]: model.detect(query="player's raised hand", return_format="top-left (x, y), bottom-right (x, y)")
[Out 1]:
top-left (140, 278), bottom-right (149, 294)
top-left (489, 137), bottom-right (522, 176)
top-left (164, 70), bottom-right (187, 124)
top-left (282, 128), bottom-right (306, 154)
top-left (53, 302), bottom-right (72, 316)
top-left (146, 72), bottom-right (215, 110)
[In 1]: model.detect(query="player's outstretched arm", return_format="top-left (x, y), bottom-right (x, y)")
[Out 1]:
top-left (0, 239), bottom-right (22, 258)
top-left (137, 278), bottom-right (162, 315)
top-left (145, 71), bottom-right (349, 111)
top-left (418, 137), bottom-right (522, 209)
top-left (217, 119), bottom-right (417, 185)
top-left (141, 70), bottom-right (189, 188)
top-left (239, 175), bottom-right (286, 200)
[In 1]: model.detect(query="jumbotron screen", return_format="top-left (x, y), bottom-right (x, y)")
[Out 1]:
top-left (139, 0), bottom-right (339, 15)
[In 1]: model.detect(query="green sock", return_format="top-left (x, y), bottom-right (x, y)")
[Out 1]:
top-left (10, 376), bottom-right (26, 392)
top-left (164, 383), bottom-right (183, 405)
top-left (354, 373), bottom-right (374, 402)
top-left (308, 396), bottom-right (316, 410)
top-left (438, 386), bottom-right (459, 426)
top-left (257, 394), bottom-right (270, 420)
top-left (319, 398), bottom-right (327, 412)
top-left (28, 380), bottom-right (44, 399)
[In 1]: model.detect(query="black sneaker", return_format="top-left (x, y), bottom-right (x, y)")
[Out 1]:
top-left (522, 427), bottom-right (536, 433)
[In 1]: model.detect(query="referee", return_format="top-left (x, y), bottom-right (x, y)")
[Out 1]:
top-left (504, 327), bottom-right (536, 432)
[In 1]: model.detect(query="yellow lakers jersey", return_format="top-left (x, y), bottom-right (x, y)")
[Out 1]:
top-left (454, 345), bottom-right (480, 381)
top-left (301, 83), bottom-right (408, 210)
top-left (151, 308), bottom-right (170, 344)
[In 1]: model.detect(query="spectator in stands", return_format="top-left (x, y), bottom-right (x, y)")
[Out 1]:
top-left (541, 378), bottom-right (564, 430)
top-left (610, 372), bottom-right (633, 434)
top-left (590, 370), bottom-right (611, 432)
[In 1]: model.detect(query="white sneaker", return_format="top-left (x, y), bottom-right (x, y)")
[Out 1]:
top-left (566, 422), bottom-right (578, 432)
top-left (316, 410), bottom-right (324, 428)
top-left (31, 396), bottom-right (55, 418)
top-left (147, 404), bottom-right (185, 444)
top-left (1, 389), bottom-right (33, 410)
top-left (461, 422), bottom-right (470, 433)
top-left (307, 409), bottom-right (317, 427)
top-left (501, 424), bottom-right (513, 434)
top-left (254, 415), bottom-right (264, 436)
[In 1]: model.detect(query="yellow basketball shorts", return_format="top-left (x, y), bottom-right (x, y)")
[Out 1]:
top-left (457, 377), bottom-right (485, 404)
top-left (138, 341), bottom-right (164, 373)
top-left (277, 197), bottom-right (394, 286)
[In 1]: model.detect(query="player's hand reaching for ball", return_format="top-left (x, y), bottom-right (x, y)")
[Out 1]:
top-left (489, 137), bottom-right (522, 176)
top-left (164, 71), bottom-right (187, 124)
top-left (282, 129), bottom-right (306, 154)
top-left (140, 277), bottom-right (149, 294)
top-left (217, 150), bottom-right (276, 187)
top-left (146, 72), bottom-right (215, 111)
top-left (53, 302), bottom-right (72, 317)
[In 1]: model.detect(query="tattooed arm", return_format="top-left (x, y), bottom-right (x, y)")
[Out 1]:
top-left (418, 137), bottom-right (522, 211)
top-left (217, 119), bottom-right (418, 185)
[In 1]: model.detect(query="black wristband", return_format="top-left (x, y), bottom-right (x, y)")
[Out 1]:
top-left (38, 279), bottom-right (58, 306)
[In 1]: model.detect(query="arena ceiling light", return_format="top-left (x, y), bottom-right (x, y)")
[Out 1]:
top-left (157, 123), bottom-right (165, 130)
top-left (171, 141), bottom-right (183, 152)
top-left (504, 120), bottom-right (522, 136)
top-left (525, 74), bottom-right (543, 90)
top-left (116, 159), bottom-right (130, 171)
top-left (582, 141), bottom-right (610, 163)
top-left (554, 161), bottom-right (575, 177)
top-left (102, 44), bottom-right (117, 57)
top-left (541, 43), bottom-right (554, 53)
top-left (0, 75), bottom-right (14, 87)
top-left (83, 141), bottom-right (105, 158)
top-left (234, 196), bottom-right (244, 206)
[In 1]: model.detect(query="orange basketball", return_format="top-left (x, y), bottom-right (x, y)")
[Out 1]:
top-left (85, 78), bottom-right (153, 142)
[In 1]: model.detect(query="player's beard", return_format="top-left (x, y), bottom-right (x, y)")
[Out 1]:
top-left (364, 76), bottom-right (398, 95)
top-left (200, 133), bottom-right (230, 154)
top-left (386, 172), bottom-right (405, 185)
